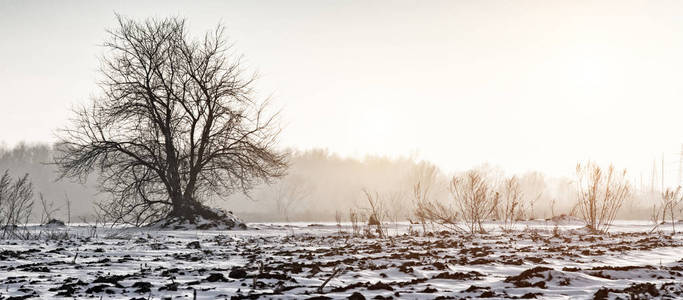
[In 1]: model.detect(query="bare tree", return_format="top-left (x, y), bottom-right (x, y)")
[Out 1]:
top-left (0, 171), bottom-right (35, 239)
top-left (450, 170), bottom-right (499, 234)
top-left (54, 15), bottom-right (286, 225)
top-left (575, 162), bottom-right (631, 233)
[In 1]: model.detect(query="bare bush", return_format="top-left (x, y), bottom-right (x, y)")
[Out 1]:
top-left (659, 186), bottom-right (682, 234)
top-left (413, 183), bottom-right (460, 233)
top-left (497, 176), bottom-right (524, 232)
top-left (450, 170), bottom-right (499, 234)
top-left (575, 162), bottom-right (631, 233)
top-left (411, 162), bottom-right (440, 234)
top-left (0, 170), bottom-right (35, 239)
top-left (413, 169), bottom-right (499, 234)
top-left (362, 189), bottom-right (388, 238)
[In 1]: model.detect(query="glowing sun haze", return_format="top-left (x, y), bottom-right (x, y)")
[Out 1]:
top-left (2, 0), bottom-right (683, 181)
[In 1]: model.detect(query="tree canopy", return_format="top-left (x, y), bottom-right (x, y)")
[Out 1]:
top-left (55, 15), bottom-right (286, 225)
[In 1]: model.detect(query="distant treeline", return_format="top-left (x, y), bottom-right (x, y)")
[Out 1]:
top-left (226, 149), bottom-right (653, 222)
top-left (0, 143), bottom-right (100, 222)
top-left (0, 144), bottom-right (654, 222)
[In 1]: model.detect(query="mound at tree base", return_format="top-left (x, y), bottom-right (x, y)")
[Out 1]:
top-left (149, 206), bottom-right (247, 230)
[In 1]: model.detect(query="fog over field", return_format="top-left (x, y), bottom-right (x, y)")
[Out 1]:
top-left (0, 143), bottom-right (663, 223)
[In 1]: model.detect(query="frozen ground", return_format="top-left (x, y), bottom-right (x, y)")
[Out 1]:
top-left (0, 220), bottom-right (682, 299)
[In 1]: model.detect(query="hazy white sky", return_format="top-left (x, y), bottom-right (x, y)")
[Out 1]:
top-left (2, 0), bottom-right (683, 182)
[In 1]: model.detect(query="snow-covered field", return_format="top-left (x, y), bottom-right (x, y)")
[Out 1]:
top-left (0, 220), bottom-right (682, 299)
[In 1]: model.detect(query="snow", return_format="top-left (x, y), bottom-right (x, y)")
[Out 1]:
top-left (0, 220), bottom-right (681, 299)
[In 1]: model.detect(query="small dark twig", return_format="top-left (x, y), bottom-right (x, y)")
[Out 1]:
top-left (317, 265), bottom-right (345, 294)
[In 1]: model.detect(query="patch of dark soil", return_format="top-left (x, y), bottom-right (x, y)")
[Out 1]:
top-left (464, 285), bottom-right (490, 292)
top-left (504, 267), bottom-right (552, 288)
top-left (593, 282), bottom-right (661, 300)
top-left (433, 271), bottom-right (484, 280)
top-left (520, 292), bottom-right (543, 299)
top-left (6, 295), bottom-right (35, 300)
top-left (348, 291), bottom-right (366, 300)
top-left (367, 282), bottom-right (394, 291)
top-left (398, 261), bottom-right (416, 273)
top-left (460, 246), bottom-right (493, 257)
top-left (623, 283), bottom-right (660, 297)
top-left (186, 241), bottom-right (201, 249)
top-left (49, 279), bottom-right (87, 297)
top-left (469, 258), bottom-right (495, 265)
top-left (259, 272), bottom-right (295, 282)
top-left (92, 274), bottom-right (132, 288)
top-left (21, 265), bottom-right (50, 272)
top-left (85, 284), bottom-right (116, 294)
top-left (0, 249), bottom-right (39, 260)
top-left (395, 278), bottom-right (428, 287)
top-left (206, 273), bottom-right (229, 282)
top-left (590, 265), bottom-right (655, 271)
top-left (229, 267), bottom-right (248, 279)
top-left (159, 282), bottom-right (179, 291)
top-left (479, 290), bottom-right (497, 298)
top-left (499, 255), bottom-right (524, 265)
top-left (330, 282), bottom-right (367, 293)
top-left (131, 281), bottom-right (152, 293)
top-left (525, 257), bottom-right (546, 264)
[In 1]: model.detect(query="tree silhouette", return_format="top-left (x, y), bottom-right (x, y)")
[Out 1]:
top-left (55, 15), bottom-right (286, 225)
